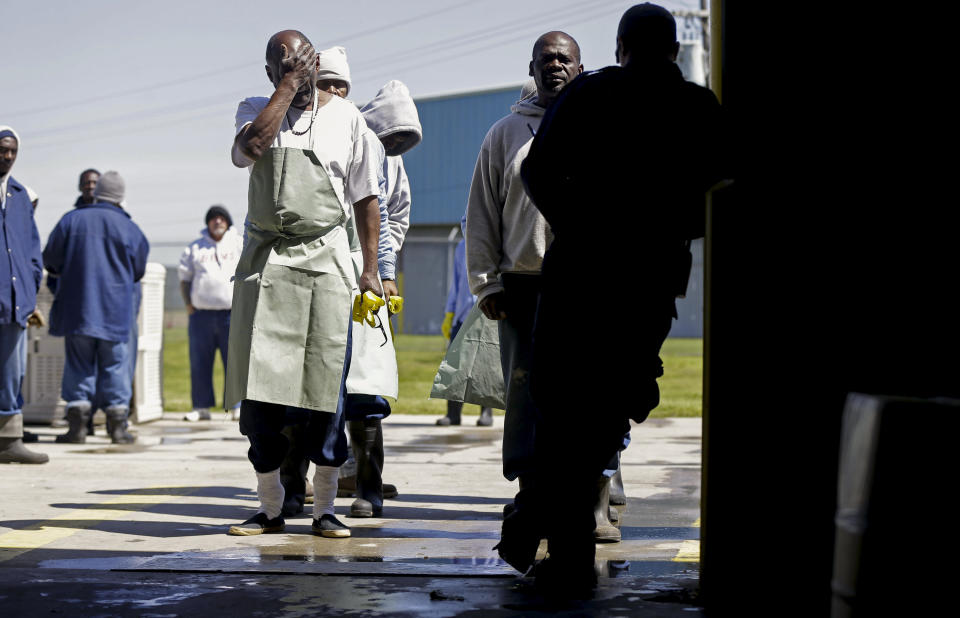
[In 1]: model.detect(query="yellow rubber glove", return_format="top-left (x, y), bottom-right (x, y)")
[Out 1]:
top-left (441, 311), bottom-right (454, 339)
top-left (352, 291), bottom-right (386, 326)
top-left (387, 296), bottom-right (404, 315)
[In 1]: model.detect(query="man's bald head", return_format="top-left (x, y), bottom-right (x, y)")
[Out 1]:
top-left (263, 30), bottom-right (319, 110)
top-left (266, 30), bottom-right (313, 64)
top-left (529, 31), bottom-right (583, 108)
top-left (532, 31), bottom-right (581, 65)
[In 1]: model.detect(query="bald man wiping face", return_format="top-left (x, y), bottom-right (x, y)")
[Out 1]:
top-left (264, 30), bottom-right (320, 110)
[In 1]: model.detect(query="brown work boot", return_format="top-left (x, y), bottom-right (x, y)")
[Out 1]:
top-left (0, 438), bottom-right (49, 464)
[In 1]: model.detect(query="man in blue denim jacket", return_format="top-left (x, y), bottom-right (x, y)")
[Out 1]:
top-left (0, 126), bottom-right (48, 464)
top-left (43, 171), bottom-right (149, 445)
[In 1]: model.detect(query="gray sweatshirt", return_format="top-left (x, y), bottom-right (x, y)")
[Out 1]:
top-left (465, 97), bottom-right (552, 301)
top-left (361, 80), bottom-right (422, 253)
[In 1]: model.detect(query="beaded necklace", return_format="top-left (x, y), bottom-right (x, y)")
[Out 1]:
top-left (286, 88), bottom-right (317, 137)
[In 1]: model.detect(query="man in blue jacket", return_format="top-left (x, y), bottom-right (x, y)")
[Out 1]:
top-left (44, 171), bottom-right (149, 445)
top-left (0, 126), bottom-right (48, 464)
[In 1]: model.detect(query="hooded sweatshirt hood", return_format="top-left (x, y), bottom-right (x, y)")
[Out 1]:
top-left (509, 97), bottom-right (545, 118)
top-left (519, 79), bottom-right (537, 102)
top-left (360, 80), bottom-right (423, 156)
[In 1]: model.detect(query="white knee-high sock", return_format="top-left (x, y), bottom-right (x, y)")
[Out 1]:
top-left (313, 465), bottom-right (339, 519)
top-left (256, 469), bottom-right (284, 520)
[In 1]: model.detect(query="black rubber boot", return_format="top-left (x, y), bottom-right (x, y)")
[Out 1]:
top-left (0, 438), bottom-right (49, 464)
top-left (494, 482), bottom-right (542, 574)
top-left (437, 401), bottom-right (462, 426)
top-left (609, 464), bottom-right (626, 506)
top-left (348, 419), bottom-right (383, 517)
top-left (594, 475), bottom-right (621, 543)
top-left (56, 403), bottom-right (92, 444)
top-left (538, 484), bottom-right (599, 599)
top-left (476, 407), bottom-right (493, 426)
top-left (104, 406), bottom-right (136, 444)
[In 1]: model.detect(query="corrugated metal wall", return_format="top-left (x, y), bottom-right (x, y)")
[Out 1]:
top-left (403, 85), bottom-right (524, 224)
top-left (398, 84), bottom-right (526, 334)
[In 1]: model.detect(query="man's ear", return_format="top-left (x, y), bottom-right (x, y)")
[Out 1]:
top-left (528, 60), bottom-right (534, 77)
top-left (615, 37), bottom-right (624, 65)
top-left (670, 40), bottom-right (680, 62)
top-left (577, 64), bottom-right (584, 75)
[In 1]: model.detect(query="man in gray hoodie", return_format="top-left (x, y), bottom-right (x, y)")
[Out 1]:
top-left (465, 31), bottom-right (596, 528)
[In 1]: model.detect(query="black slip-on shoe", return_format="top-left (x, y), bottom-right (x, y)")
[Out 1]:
top-left (312, 514), bottom-right (351, 538)
top-left (227, 512), bottom-right (285, 536)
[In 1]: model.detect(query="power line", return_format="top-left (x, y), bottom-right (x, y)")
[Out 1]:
top-left (351, 0), bottom-right (622, 74)
top-left (359, 2), bottom-right (627, 85)
top-left (0, 1), bottom-right (476, 119)
top-left (21, 0), bottom-right (629, 145)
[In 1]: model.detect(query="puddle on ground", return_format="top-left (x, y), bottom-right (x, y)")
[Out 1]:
top-left (196, 455), bottom-right (248, 461)
top-left (160, 426), bottom-right (216, 434)
top-left (389, 431), bottom-right (499, 454)
top-left (263, 555), bottom-right (510, 567)
top-left (71, 444), bottom-right (151, 455)
top-left (38, 555), bottom-right (156, 570)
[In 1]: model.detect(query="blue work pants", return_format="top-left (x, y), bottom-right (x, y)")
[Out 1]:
top-left (0, 323), bottom-right (26, 417)
top-left (188, 309), bottom-right (230, 409)
top-left (62, 334), bottom-right (131, 409)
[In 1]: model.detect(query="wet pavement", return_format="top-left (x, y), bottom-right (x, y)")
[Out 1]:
top-left (0, 414), bottom-right (703, 616)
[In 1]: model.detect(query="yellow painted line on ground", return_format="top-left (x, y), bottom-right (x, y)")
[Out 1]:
top-left (673, 517), bottom-right (701, 563)
top-left (0, 486), bottom-right (193, 563)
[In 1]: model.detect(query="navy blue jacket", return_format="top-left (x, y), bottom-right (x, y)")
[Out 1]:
top-left (0, 176), bottom-right (43, 326)
top-left (43, 202), bottom-right (149, 342)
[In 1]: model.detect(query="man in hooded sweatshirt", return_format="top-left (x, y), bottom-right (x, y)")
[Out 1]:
top-left (0, 126), bottom-right (48, 464)
top-left (179, 205), bottom-right (243, 422)
top-left (44, 171), bottom-right (149, 446)
top-left (464, 31), bottom-right (600, 531)
top-left (334, 78), bottom-right (427, 518)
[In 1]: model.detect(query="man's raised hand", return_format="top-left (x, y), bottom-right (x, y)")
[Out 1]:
top-left (279, 42), bottom-right (316, 91)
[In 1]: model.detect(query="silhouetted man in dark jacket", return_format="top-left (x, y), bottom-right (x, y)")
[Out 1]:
top-left (500, 3), bottom-right (725, 596)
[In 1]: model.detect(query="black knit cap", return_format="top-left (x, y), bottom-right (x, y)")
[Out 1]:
top-left (205, 204), bottom-right (232, 227)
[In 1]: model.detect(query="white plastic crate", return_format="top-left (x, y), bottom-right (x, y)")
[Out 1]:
top-left (132, 263), bottom-right (166, 423)
top-left (22, 274), bottom-right (66, 425)
top-left (22, 264), bottom-right (166, 425)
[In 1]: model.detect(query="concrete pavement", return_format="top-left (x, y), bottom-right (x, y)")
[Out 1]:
top-left (0, 414), bottom-right (703, 615)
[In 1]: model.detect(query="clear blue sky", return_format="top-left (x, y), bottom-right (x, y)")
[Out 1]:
top-left (2, 0), bottom-right (700, 259)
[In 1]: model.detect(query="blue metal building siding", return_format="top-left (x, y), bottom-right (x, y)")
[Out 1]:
top-left (404, 85), bottom-right (523, 224)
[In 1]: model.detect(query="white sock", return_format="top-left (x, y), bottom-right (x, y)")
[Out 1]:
top-left (313, 465), bottom-right (339, 519)
top-left (256, 468), bottom-right (284, 520)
